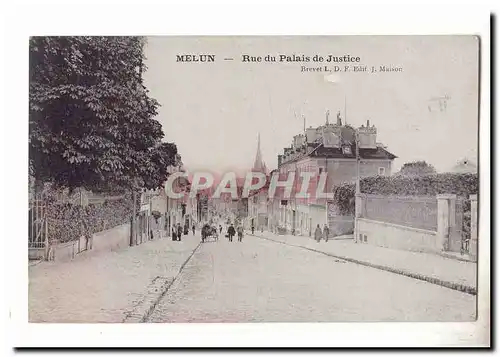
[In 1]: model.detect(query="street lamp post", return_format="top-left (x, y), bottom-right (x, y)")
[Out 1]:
top-left (355, 129), bottom-right (360, 195)
top-left (130, 188), bottom-right (137, 246)
top-left (354, 128), bottom-right (362, 243)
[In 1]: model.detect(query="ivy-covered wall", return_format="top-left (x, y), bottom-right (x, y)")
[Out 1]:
top-left (45, 191), bottom-right (135, 244)
top-left (332, 173), bottom-right (479, 216)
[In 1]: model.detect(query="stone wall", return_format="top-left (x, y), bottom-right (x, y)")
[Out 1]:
top-left (51, 223), bottom-right (131, 262)
top-left (362, 194), bottom-right (438, 231)
top-left (355, 193), bottom-right (478, 261)
top-left (356, 218), bottom-right (438, 253)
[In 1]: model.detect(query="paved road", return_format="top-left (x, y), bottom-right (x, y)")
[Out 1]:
top-left (29, 233), bottom-right (200, 323)
top-left (147, 235), bottom-right (476, 322)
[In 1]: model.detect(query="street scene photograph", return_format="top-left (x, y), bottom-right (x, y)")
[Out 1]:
top-left (28, 36), bottom-right (480, 325)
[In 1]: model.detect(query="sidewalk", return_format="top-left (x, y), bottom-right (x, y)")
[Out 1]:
top-left (252, 231), bottom-right (477, 295)
top-left (29, 233), bottom-right (200, 323)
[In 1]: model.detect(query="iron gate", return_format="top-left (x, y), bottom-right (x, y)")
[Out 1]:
top-left (29, 194), bottom-right (49, 260)
top-left (452, 197), bottom-right (471, 255)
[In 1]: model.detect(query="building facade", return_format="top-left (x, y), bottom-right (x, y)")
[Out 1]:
top-left (149, 164), bottom-right (198, 236)
top-left (272, 112), bottom-right (397, 237)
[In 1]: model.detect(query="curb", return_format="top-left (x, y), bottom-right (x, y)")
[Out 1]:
top-left (28, 259), bottom-right (44, 267)
top-left (439, 252), bottom-right (476, 263)
top-left (254, 234), bottom-right (477, 296)
top-left (123, 241), bottom-right (202, 323)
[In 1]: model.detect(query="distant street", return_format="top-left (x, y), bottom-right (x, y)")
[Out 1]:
top-left (147, 234), bottom-right (476, 322)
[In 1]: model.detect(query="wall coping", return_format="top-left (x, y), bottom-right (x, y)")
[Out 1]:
top-left (436, 194), bottom-right (457, 200)
top-left (357, 218), bottom-right (437, 236)
top-left (360, 193), bottom-right (437, 201)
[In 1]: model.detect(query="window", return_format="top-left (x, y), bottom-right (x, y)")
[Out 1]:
top-left (342, 146), bottom-right (352, 155)
top-left (319, 168), bottom-right (323, 174)
top-left (378, 167), bottom-right (386, 176)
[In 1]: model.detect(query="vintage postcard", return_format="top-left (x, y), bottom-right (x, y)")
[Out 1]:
top-left (26, 35), bottom-right (487, 345)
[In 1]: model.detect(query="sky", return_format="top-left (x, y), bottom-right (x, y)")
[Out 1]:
top-left (143, 36), bottom-right (479, 174)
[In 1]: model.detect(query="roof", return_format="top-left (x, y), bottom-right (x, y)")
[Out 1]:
top-left (314, 144), bottom-right (397, 160)
top-left (281, 144), bottom-right (396, 165)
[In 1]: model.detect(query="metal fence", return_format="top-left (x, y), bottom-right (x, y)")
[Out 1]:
top-left (362, 194), bottom-right (438, 231)
top-left (29, 194), bottom-right (48, 259)
top-left (28, 186), bottom-right (135, 260)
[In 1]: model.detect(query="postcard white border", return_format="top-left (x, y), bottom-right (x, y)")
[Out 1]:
top-left (3, 0), bottom-right (492, 349)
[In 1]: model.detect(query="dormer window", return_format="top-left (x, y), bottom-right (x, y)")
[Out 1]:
top-left (342, 146), bottom-right (352, 155)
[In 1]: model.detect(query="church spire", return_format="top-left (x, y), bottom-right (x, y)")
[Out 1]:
top-left (253, 132), bottom-right (267, 174)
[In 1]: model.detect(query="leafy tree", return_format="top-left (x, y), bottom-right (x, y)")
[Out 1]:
top-left (396, 161), bottom-right (437, 176)
top-left (29, 36), bottom-right (178, 193)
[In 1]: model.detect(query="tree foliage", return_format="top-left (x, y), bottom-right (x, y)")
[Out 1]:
top-left (29, 36), bottom-right (178, 192)
top-left (396, 161), bottom-right (437, 176)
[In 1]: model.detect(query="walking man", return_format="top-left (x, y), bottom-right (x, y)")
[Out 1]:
top-left (227, 223), bottom-right (236, 242)
top-left (177, 223), bottom-right (182, 241)
top-left (237, 225), bottom-right (244, 242)
top-left (192, 223), bottom-right (196, 236)
top-left (323, 224), bottom-right (330, 242)
top-left (314, 224), bottom-right (322, 243)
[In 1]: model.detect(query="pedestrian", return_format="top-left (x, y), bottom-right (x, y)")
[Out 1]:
top-left (212, 224), bottom-right (219, 241)
top-left (202, 223), bottom-right (210, 243)
top-left (237, 225), bottom-right (244, 242)
top-left (219, 224), bottom-right (222, 234)
top-left (323, 224), bottom-right (330, 242)
top-left (177, 223), bottom-right (182, 241)
top-left (227, 223), bottom-right (236, 242)
top-left (251, 224), bottom-right (255, 235)
top-left (172, 227), bottom-right (177, 241)
top-left (192, 223), bottom-right (196, 236)
top-left (314, 224), bottom-right (322, 243)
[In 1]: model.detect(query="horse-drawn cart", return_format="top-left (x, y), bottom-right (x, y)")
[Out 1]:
top-left (201, 224), bottom-right (218, 243)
